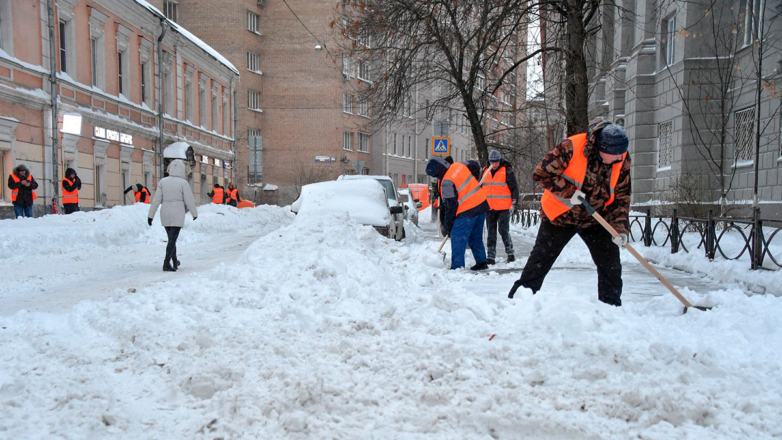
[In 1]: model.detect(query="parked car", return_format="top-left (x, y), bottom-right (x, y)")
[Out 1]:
top-left (290, 180), bottom-right (403, 240)
top-left (397, 188), bottom-right (420, 226)
top-left (336, 175), bottom-right (406, 240)
top-left (406, 183), bottom-right (431, 211)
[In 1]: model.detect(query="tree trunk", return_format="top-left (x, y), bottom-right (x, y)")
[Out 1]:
top-left (564, 2), bottom-right (589, 136)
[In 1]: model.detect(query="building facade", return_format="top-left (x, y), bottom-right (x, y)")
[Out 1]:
top-left (0, 0), bottom-right (237, 217)
top-left (586, 0), bottom-right (782, 216)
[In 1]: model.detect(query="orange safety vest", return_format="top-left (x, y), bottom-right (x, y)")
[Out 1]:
top-left (541, 133), bottom-right (626, 221)
top-left (135, 188), bottom-right (150, 204)
top-left (481, 166), bottom-right (512, 210)
top-left (10, 173), bottom-right (38, 202)
top-left (227, 188), bottom-right (238, 203)
top-left (440, 162), bottom-right (488, 216)
top-left (62, 177), bottom-right (79, 204)
top-left (212, 187), bottom-right (224, 204)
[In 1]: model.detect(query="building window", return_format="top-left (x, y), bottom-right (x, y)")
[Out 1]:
top-left (393, 133), bottom-right (397, 155)
top-left (358, 61), bottom-right (371, 81)
top-left (141, 62), bottom-right (147, 105)
top-left (248, 90), bottom-right (260, 110)
top-left (342, 54), bottom-right (353, 80)
top-left (476, 74), bottom-right (485, 91)
top-left (358, 132), bottom-right (369, 152)
top-left (661, 15), bottom-right (676, 67)
top-left (200, 82), bottom-right (207, 127)
top-left (185, 76), bottom-right (194, 121)
top-left (59, 20), bottom-right (68, 72)
top-left (741, 0), bottom-right (760, 46)
top-left (407, 136), bottom-right (412, 157)
top-left (343, 132), bottom-right (352, 150)
top-left (357, 97), bottom-right (368, 117)
top-left (734, 107), bottom-right (756, 164)
top-left (249, 130), bottom-right (262, 184)
top-left (223, 95), bottom-right (229, 135)
top-left (657, 121), bottom-right (673, 169)
top-left (247, 52), bottom-right (260, 73)
top-left (117, 51), bottom-right (124, 95)
top-left (212, 90), bottom-right (218, 131)
top-left (247, 11), bottom-right (259, 33)
top-left (0, 0), bottom-right (13, 56)
top-left (164, 0), bottom-right (178, 22)
top-left (343, 93), bottom-right (353, 113)
top-left (91, 38), bottom-right (98, 86)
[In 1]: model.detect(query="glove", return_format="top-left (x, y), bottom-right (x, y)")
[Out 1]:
top-left (510, 203), bottom-right (517, 215)
top-left (612, 233), bottom-right (628, 247)
top-left (147, 218), bottom-right (153, 226)
top-left (569, 190), bottom-right (586, 206)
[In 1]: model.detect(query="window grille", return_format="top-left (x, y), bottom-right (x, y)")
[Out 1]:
top-left (734, 107), bottom-right (756, 163)
top-left (248, 90), bottom-right (260, 110)
top-left (658, 121), bottom-right (674, 168)
top-left (247, 52), bottom-right (260, 72)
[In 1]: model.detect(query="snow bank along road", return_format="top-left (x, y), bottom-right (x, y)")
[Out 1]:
top-left (1, 204), bottom-right (781, 438)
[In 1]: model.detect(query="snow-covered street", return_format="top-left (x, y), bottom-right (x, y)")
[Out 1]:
top-left (1, 204), bottom-right (782, 438)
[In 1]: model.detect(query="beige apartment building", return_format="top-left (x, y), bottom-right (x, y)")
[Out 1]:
top-left (0, 0), bottom-right (238, 217)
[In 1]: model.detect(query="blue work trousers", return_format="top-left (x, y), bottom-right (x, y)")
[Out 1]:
top-left (450, 212), bottom-right (487, 269)
top-left (14, 205), bottom-right (33, 218)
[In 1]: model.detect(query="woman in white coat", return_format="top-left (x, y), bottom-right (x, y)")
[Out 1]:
top-left (148, 160), bottom-right (198, 271)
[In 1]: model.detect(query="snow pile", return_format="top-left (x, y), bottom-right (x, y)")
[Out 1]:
top-left (1, 210), bottom-right (782, 438)
top-left (293, 180), bottom-right (392, 227)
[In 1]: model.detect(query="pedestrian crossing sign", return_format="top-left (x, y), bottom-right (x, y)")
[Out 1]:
top-left (431, 137), bottom-right (450, 156)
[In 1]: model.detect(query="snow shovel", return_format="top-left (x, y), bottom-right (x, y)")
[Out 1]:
top-left (577, 196), bottom-right (711, 313)
top-left (438, 235), bottom-right (449, 261)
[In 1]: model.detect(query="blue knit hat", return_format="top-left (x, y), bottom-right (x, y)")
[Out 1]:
top-left (488, 150), bottom-right (502, 162)
top-left (596, 124), bottom-right (628, 155)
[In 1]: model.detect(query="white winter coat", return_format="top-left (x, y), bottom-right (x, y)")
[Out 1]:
top-left (148, 160), bottom-right (198, 227)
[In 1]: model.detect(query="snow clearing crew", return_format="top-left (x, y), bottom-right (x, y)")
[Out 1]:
top-left (426, 157), bottom-right (490, 271)
top-left (7, 164), bottom-right (38, 218)
top-left (225, 181), bottom-right (241, 207)
top-left (508, 119), bottom-right (632, 306)
top-left (208, 183), bottom-right (224, 204)
top-left (61, 168), bottom-right (82, 214)
top-left (481, 150), bottom-right (519, 264)
top-left (124, 183), bottom-right (151, 204)
top-left (148, 160), bottom-right (198, 272)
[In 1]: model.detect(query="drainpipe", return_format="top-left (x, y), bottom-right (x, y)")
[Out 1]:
top-left (47, 0), bottom-right (59, 214)
top-left (414, 82), bottom-right (418, 182)
top-left (232, 80), bottom-right (237, 183)
top-left (156, 19), bottom-right (168, 182)
top-left (752, 0), bottom-right (766, 209)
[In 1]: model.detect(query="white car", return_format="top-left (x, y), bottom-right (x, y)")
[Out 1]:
top-left (397, 188), bottom-right (420, 226)
top-left (336, 175), bottom-right (406, 240)
top-left (290, 180), bottom-right (403, 240)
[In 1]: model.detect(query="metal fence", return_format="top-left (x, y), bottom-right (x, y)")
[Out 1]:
top-left (512, 207), bottom-right (782, 271)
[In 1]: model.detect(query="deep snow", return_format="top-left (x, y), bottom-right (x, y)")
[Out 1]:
top-left (1, 204), bottom-right (781, 439)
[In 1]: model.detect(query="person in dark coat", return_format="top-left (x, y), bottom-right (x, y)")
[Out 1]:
top-left (62, 168), bottom-right (82, 214)
top-left (7, 164), bottom-right (38, 218)
top-left (481, 150), bottom-right (519, 264)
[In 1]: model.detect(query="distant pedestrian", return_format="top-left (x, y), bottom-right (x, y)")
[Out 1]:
top-left (508, 119), bottom-right (631, 306)
top-left (426, 157), bottom-right (490, 270)
top-left (207, 183), bottom-right (224, 204)
top-left (481, 150), bottom-right (519, 264)
top-left (147, 160), bottom-right (198, 272)
top-left (61, 168), bottom-right (82, 214)
top-left (7, 164), bottom-right (38, 218)
top-left (124, 183), bottom-right (150, 204)
top-left (225, 182), bottom-right (241, 207)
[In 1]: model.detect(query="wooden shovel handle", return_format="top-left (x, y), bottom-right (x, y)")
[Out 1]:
top-left (437, 235), bottom-right (450, 252)
top-left (587, 204), bottom-right (694, 308)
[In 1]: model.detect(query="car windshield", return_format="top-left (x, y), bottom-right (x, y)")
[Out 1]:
top-left (376, 179), bottom-right (396, 202)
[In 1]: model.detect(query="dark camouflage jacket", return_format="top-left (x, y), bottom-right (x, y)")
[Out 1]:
top-left (533, 136), bottom-right (632, 234)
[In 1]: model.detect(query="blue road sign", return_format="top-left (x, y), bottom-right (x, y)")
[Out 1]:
top-left (431, 137), bottom-right (450, 156)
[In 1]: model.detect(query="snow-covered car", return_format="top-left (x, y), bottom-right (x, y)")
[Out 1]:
top-left (336, 175), bottom-right (406, 240)
top-left (290, 180), bottom-right (403, 239)
top-left (397, 188), bottom-right (420, 226)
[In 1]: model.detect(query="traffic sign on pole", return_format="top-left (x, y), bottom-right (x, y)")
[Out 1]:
top-left (431, 137), bottom-right (450, 156)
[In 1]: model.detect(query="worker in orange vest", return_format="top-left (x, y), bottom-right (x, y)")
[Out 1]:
top-left (61, 168), bottom-right (82, 214)
top-left (124, 184), bottom-right (150, 204)
top-left (481, 150), bottom-right (519, 264)
top-left (7, 164), bottom-right (38, 218)
top-left (508, 119), bottom-right (631, 306)
top-left (208, 183), bottom-right (225, 204)
top-left (426, 157), bottom-right (490, 270)
top-left (225, 182), bottom-right (241, 207)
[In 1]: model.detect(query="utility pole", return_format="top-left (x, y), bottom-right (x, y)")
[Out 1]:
top-left (47, 0), bottom-right (59, 214)
top-left (752, 0), bottom-right (766, 208)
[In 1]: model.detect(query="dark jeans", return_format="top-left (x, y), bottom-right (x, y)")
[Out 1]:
top-left (13, 205), bottom-right (33, 218)
top-left (164, 226), bottom-right (181, 267)
top-left (63, 204), bottom-right (80, 214)
top-left (486, 209), bottom-right (514, 259)
top-left (512, 219), bottom-right (622, 306)
top-left (450, 212), bottom-right (487, 269)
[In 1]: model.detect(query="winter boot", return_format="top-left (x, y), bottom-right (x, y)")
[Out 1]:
top-left (174, 258), bottom-right (180, 269)
top-left (486, 258), bottom-right (496, 265)
top-left (507, 255), bottom-right (515, 263)
top-left (470, 262), bottom-right (489, 271)
top-left (163, 263), bottom-right (177, 272)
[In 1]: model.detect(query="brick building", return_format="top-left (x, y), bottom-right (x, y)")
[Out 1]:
top-left (0, 0), bottom-right (237, 218)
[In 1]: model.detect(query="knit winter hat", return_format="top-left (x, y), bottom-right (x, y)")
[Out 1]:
top-left (596, 124), bottom-right (629, 155)
top-left (488, 150), bottom-right (502, 162)
top-left (426, 157), bottom-right (450, 180)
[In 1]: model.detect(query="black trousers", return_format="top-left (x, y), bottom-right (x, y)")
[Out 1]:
top-left (164, 226), bottom-right (181, 267)
top-left (512, 219), bottom-right (622, 306)
top-left (63, 203), bottom-right (80, 214)
top-left (486, 209), bottom-right (514, 259)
